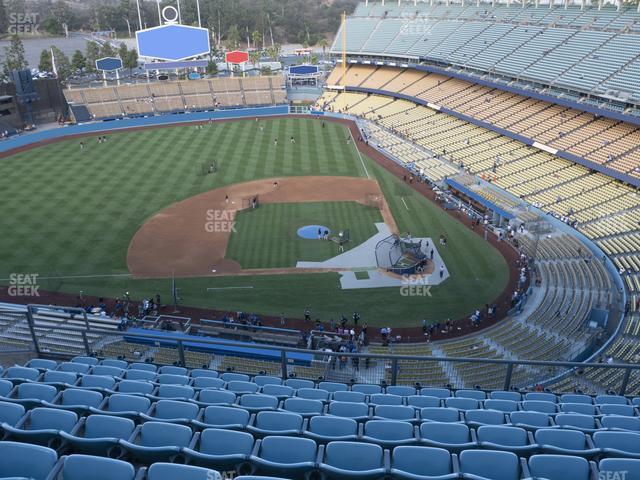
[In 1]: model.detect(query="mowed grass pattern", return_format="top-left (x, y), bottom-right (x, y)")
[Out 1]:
top-left (0, 118), bottom-right (364, 277)
top-left (0, 117), bottom-right (509, 325)
top-left (226, 202), bottom-right (382, 269)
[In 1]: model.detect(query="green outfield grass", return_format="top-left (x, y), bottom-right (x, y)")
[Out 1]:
top-left (0, 117), bottom-right (509, 326)
top-left (226, 201), bottom-right (382, 269)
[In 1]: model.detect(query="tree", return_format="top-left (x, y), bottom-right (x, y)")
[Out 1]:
top-left (85, 41), bottom-right (101, 74)
top-left (318, 38), bottom-right (328, 60)
top-left (260, 65), bottom-right (272, 76)
top-left (100, 43), bottom-right (116, 58)
top-left (71, 50), bottom-right (86, 75)
top-left (123, 48), bottom-right (138, 76)
top-left (38, 49), bottom-right (52, 72)
top-left (249, 49), bottom-right (261, 66)
top-left (41, 16), bottom-right (64, 36)
top-left (50, 46), bottom-right (71, 81)
top-left (310, 53), bottom-right (318, 65)
top-left (206, 59), bottom-right (218, 76)
top-left (251, 30), bottom-right (262, 51)
top-left (0, 1), bottom-right (9, 37)
top-left (226, 24), bottom-right (240, 49)
top-left (1, 35), bottom-right (28, 80)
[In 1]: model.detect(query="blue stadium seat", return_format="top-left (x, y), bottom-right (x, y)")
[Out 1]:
top-left (26, 359), bottom-right (58, 371)
top-left (151, 384), bottom-right (196, 401)
top-left (333, 391), bottom-right (367, 403)
top-left (525, 392), bottom-right (557, 403)
top-left (119, 421), bottom-right (194, 463)
top-left (445, 397), bottom-right (480, 411)
top-left (560, 402), bottom-right (596, 416)
top-left (0, 379), bottom-right (15, 397)
top-left (459, 449), bottom-right (520, 480)
top-left (247, 411), bottom-right (304, 438)
top-left (226, 381), bottom-right (260, 395)
top-left (184, 428), bottom-right (254, 473)
top-left (490, 391), bottom-right (522, 402)
top-left (129, 363), bottom-right (157, 373)
top-left (534, 428), bottom-right (598, 458)
top-left (261, 384), bottom-right (294, 399)
top-left (190, 369), bottom-right (219, 380)
top-left (91, 366), bottom-right (124, 378)
top-left (528, 454), bottom-right (591, 480)
top-left (419, 422), bottom-right (476, 453)
top-left (253, 376), bottom-right (282, 387)
top-left (156, 374), bottom-right (189, 386)
top-left (124, 370), bottom-right (157, 382)
top-left (251, 436), bottom-right (318, 478)
top-left (193, 377), bottom-right (226, 390)
top-left (327, 401), bottom-right (370, 422)
top-left (407, 395), bottom-right (440, 409)
top-left (318, 382), bottom-right (349, 393)
top-left (43, 370), bottom-right (78, 387)
top-left (319, 441), bottom-right (386, 480)
top-left (599, 458), bottom-right (640, 480)
top-left (390, 445), bottom-right (457, 480)
top-left (0, 441), bottom-right (57, 480)
top-left (361, 419), bottom-right (416, 448)
top-left (3, 407), bottom-right (79, 446)
top-left (596, 395), bottom-right (629, 405)
top-left (13, 382), bottom-right (58, 409)
top-left (158, 366), bottom-right (188, 376)
top-left (456, 389), bottom-right (486, 400)
top-left (0, 400), bottom-right (26, 427)
top-left (600, 415), bottom-right (640, 431)
top-left (522, 400), bottom-right (558, 414)
top-left (146, 462), bottom-right (222, 480)
top-left (370, 393), bottom-right (403, 406)
top-left (61, 454), bottom-right (135, 480)
top-left (373, 405), bottom-right (416, 422)
top-left (560, 394), bottom-right (593, 404)
top-left (484, 399), bottom-right (518, 413)
top-left (193, 405), bottom-right (251, 430)
top-left (59, 414), bottom-right (135, 456)
top-left (420, 388), bottom-right (450, 399)
top-left (220, 373), bottom-right (250, 382)
top-left (296, 388), bottom-right (329, 402)
top-left (476, 425), bottom-right (537, 455)
top-left (282, 398), bottom-right (323, 417)
top-left (239, 394), bottom-right (279, 413)
top-left (509, 411), bottom-right (553, 430)
top-left (116, 380), bottom-right (155, 395)
top-left (139, 399), bottom-right (200, 424)
top-left (593, 431), bottom-right (640, 458)
top-left (78, 375), bottom-right (117, 391)
top-left (352, 384), bottom-right (382, 395)
top-left (4, 366), bottom-right (41, 383)
top-left (465, 409), bottom-right (506, 427)
top-left (100, 359), bottom-right (129, 370)
top-left (194, 389), bottom-right (236, 407)
top-left (44, 388), bottom-right (104, 414)
top-left (420, 407), bottom-right (460, 423)
top-left (600, 404), bottom-right (637, 417)
top-left (387, 386), bottom-right (416, 397)
top-left (284, 379), bottom-right (314, 390)
top-left (57, 362), bottom-right (91, 375)
top-left (555, 413), bottom-right (599, 433)
top-left (71, 356), bottom-right (99, 366)
top-left (633, 398), bottom-right (640, 408)
top-left (303, 415), bottom-right (358, 443)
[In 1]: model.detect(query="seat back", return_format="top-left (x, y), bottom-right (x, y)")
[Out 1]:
top-left (63, 454), bottom-right (135, 480)
top-left (157, 385), bottom-right (195, 399)
top-left (478, 425), bottom-right (527, 446)
top-left (147, 462), bottom-right (219, 480)
top-left (328, 401), bottom-right (368, 418)
top-left (253, 375), bottom-right (281, 387)
top-left (117, 380), bottom-right (154, 395)
top-left (308, 415), bottom-right (357, 437)
top-left (0, 400), bottom-right (25, 426)
top-left (509, 411), bottom-right (551, 427)
top-left (420, 407), bottom-right (459, 422)
top-left (528, 454), bottom-right (590, 480)
top-left (190, 369), bottom-right (219, 379)
top-left (296, 388), bottom-right (329, 401)
top-left (555, 413), bottom-right (596, 430)
top-left (283, 398), bottom-right (323, 415)
top-left (203, 405), bottom-right (250, 426)
top-left (392, 445), bottom-right (452, 476)
top-left (318, 382), bottom-right (348, 393)
top-left (535, 428), bottom-right (586, 450)
top-left (159, 366), bottom-right (188, 376)
top-left (466, 409), bottom-right (505, 425)
top-left (154, 400), bottom-right (199, 420)
top-left (259, 436), bottom-right (316, 463)
top-left (80, 375), bottom-right (117, 390)
top-left (18, 383), bottom-right (57, 402)
top-left (459, 450), bottom-right (519, 480)
top-left (198, 389), bottom-right (236, 405)
top-left (600, 415), bottom-right (640, 431)
top-left (365, 420), bottom-right (413, 440)
top-left (255, 411), bottom-right (303, 431)
top-left (332, 391), bottom-right (366, 403)
top-left (43, 371), bottom-right (77, 385)
top-left (456, 389), bottom-right (486, 400)
top-left (220, 372), bottom-right (250, 382)
top-left (420, 422), bottom-right (470, 443)
top-left (375, 405), bottom-right (415, 420)
top-left (593, 431), bottom-right (640, 453)
top-left (84, 414), bottom-right (135, 440)
top-left (599, 459), bottom-right (640, 480)
top-left (324, 441), bottom-right (383, 470)
top-left (199, 428), bottom-right (254, 455)
top-left (352, 384), bottom-right (381, 395)
top-left (240, 394), bottom-right (279, 409)
top-left (30, 407), bottom-right (78, 432)
top-left (193, 377), bottom-right (225, 389)
top-left (0, 441), bottom-right (57, 480)
top-left (62, 388), bottom-right (104, 408)
top-left (108, 394), bottom-right (151, 413)
top-left (139, 421), bottom-right (193, 447)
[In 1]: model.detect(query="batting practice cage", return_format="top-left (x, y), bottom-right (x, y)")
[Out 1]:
top-left (375, 234), bottom-right (428, 275)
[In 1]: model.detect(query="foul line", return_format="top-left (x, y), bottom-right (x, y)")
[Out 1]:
top-left (0, 273), bottom-right (132, 281)
top-left (401, 197), bottom-right (410, 211)
top-left (350, 129), bottom-right (370, 179)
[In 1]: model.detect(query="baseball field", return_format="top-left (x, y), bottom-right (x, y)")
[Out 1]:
top-left (0, 116), bottom-right (509, 326)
